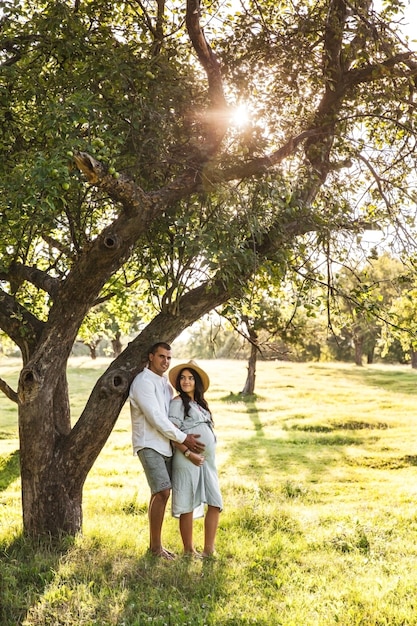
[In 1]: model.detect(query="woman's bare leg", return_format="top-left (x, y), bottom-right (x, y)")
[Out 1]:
top-left (179, 512), bottom-right (195, 553)
top-left (203, 506), bottom-right (220, 556)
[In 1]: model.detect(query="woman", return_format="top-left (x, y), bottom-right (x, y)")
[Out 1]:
top-left (168, 360), bottom-right (222, 557)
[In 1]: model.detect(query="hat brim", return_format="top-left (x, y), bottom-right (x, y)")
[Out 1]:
top-left (169, 361), bottom-right (210, 392)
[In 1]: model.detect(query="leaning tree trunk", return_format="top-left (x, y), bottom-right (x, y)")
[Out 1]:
top-left (18, 356), bottom-right (131, 537)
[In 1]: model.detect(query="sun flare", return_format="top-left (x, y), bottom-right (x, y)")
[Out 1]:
top-left (231, 103), bottom-right (250, 127)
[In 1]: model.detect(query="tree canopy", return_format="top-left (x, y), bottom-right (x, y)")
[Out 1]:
top-left (1, 0), bottom-right (417, 536)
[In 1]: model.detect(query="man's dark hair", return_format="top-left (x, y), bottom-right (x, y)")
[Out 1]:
top-left (149, 341), bottom-right (171, 355)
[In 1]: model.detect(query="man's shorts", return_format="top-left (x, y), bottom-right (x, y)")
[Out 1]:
top-left (137, 448), bottom-right (173, 494)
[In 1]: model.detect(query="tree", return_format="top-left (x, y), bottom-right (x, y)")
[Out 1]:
top-left (77, 275), bottom-right (149, 358)
top-left (220, 263), bottom-right (293, 394)
top-left (331, 252), bottom-right (406, 365)
top-left (386, 290), bottom-right (417, 366)
top-left (222, 256), bottom-right (337, 392)
top-left (383, 261), bottom-right (417, 367)
top-left (1, 0), bottom-right (417, 537)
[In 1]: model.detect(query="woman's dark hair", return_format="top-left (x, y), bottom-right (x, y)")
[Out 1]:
top-left (175, 368), bottom-right (211, 418)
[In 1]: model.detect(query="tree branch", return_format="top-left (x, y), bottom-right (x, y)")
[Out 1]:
top-left (346, 52), bottom-right (416, 86)
top-left (323, 0), bottom-right (348, 86)
top-left (1, 263), bottom-right (60, 299)
top-left (185, 0), bottom-right (229, 151)
top-left (0, 377), bottom-right (18, 404)
top-left (213, 129), bottom-right (321, 181)
top-left (0, 288), bottom-right (44, 363)
top-left (0, 33), bottom-right (38, 68)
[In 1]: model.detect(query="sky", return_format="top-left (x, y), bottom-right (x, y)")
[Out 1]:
top-left (383, 1), bottom-right (416, 44)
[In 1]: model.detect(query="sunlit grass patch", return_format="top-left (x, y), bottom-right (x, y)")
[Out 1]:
top-left (282, 479), bottom-right (309, 500)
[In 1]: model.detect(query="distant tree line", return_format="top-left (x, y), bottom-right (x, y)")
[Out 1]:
top-left (174, 252), bottom-right (417, 368)
top-left (3, 251), bottom-right (411, 366)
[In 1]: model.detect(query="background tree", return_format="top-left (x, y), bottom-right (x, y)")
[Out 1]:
top-left (219, 261), bottom-right (308, 394)
top-left (383, 267), bottom-right (417, 367)
top-left (330, 252), bottom-right (406, 365)
top-left (1, 0), bottom-right (417, 537)
top-left (77, 272), bottom-right (149, 358)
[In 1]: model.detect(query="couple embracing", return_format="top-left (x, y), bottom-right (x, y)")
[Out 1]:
top-left (129, 342), bottom-right (223, 559)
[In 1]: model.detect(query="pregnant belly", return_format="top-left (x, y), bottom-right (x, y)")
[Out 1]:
top-left (189, 422), bottom-right (216, 447)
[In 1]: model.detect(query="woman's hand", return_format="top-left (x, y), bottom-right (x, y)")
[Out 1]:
top-left (190, 452), bottom-right (205, 467)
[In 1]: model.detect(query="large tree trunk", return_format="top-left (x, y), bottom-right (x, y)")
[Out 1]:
top-left (411, 350), bottom-right (417, 369)
top-left (18, 366), bottom-right (79, 536)
top-left (21, 467), bottom-right (83, 537)
top-left (18, 359), bottom-right (131, 536)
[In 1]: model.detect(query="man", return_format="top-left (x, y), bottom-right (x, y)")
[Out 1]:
top-left (129, 341), bottom-right (205, 559)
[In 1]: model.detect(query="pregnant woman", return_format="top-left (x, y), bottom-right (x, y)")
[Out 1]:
top-left (169, 360), bottom-right (223, 557)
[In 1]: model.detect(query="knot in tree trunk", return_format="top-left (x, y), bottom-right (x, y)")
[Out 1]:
top-left (101, 233), bottom-right (120, 250)
top-left (99, 368), bottom-right (130, 397)
top-left (18, 366), bottom-right (42, 403)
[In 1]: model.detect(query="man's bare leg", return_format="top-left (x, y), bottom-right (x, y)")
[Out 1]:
top-left (148, 489), bottom-right (174, 559)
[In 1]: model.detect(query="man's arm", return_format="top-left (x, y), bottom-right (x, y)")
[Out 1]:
top-left (130, 376), bottom-right (186, 444)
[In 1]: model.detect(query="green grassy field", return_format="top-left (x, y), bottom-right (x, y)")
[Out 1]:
top-left (1, 357), bottom-right (417, 625)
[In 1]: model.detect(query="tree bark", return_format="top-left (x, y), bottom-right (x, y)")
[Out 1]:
top-left (241, 341), bottom-right (258, 395)
top-left (241, 323), bottom-right (259, 395)
top-left (353, 336), bottom-right (363, 366)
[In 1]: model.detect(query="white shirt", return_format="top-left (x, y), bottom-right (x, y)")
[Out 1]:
top-left (129, 367), bottom-right (186, 456)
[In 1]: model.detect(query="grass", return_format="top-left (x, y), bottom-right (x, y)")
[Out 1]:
top-left (1, 357), bottom-right (417, 625)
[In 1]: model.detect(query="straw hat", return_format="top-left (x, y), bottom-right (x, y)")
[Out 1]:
top-left (168, 360), bottom-right (210, 392)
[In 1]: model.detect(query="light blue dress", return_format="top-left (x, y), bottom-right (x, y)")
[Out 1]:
top-left (169, 397), bottom-right (223, 518)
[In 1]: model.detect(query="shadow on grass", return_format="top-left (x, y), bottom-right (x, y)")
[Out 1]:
top-left (0, 534), bottom-right (66, 626)
top-left (221, 390), bottom-right (417, 487)
top-left (1, 535), bottom-right (230, 626)
top-left (0, 449), bottom-right (20, 492)
top-left (221, 392), bottom-right (265, 437)
top-left (222, 392), bottom-right (353, 482)
top-left (120, 552), bottom-right (230, 625)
